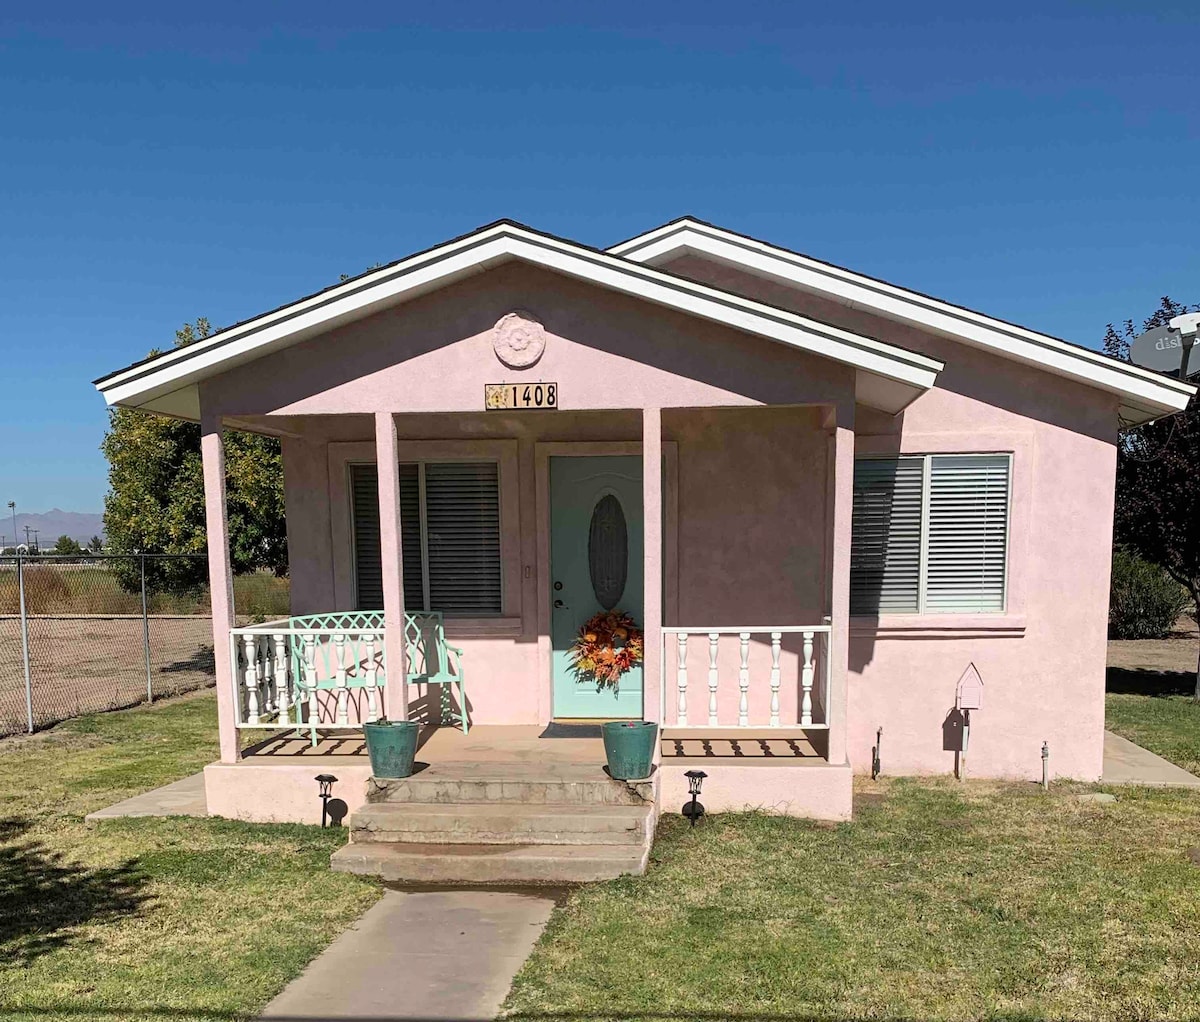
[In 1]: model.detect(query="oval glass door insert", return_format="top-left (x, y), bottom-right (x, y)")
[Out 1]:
top-left (588, 494), bottom-right (628, 610)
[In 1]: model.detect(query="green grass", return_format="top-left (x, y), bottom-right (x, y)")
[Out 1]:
top-left (0, 692), bottom-right (378, 1022)
top-left (1107, 692), bottom-right (1200, 776)
top-left (504, 778), bottom-right (1200, 1022)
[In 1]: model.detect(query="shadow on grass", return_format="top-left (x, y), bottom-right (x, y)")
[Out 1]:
top-left (0, 817), bottom-right (150, 964)
top-left (1106, 666), bottom-right (1194, 697)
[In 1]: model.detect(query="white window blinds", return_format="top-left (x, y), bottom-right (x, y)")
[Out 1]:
top-left (925, 455), bottom-right (1009, 612)
top-left (350, 461), bottom-right (502, 616)
top-left (850, 454), bottom-right (1010, 615)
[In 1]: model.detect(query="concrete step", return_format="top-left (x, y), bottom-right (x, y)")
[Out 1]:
top-left (350, 802), bottom-right (653, 846)
top-left (367, 762), bottom-right (655, 807)
top-left (331, 840), bottom-right (649, 884)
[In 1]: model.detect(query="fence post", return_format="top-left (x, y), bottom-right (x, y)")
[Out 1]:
top-left (18, 554), bottom-right (33, 733)
top-left (140, 551), bottom-right (153, 703)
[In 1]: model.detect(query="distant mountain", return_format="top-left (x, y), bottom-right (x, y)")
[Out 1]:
top-left (2, 509), bottom-right (105, 549)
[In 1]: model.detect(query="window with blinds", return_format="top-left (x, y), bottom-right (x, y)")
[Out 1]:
top-left (349, 461), bottom-right (502, 616)
top-left (850, 453), bottom-right (1010, 615)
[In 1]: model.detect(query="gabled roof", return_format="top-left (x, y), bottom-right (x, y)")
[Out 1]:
top-left (94, 220), bottom-right (943, 419)
top-left (610, 217), bottom-right (1195, 424)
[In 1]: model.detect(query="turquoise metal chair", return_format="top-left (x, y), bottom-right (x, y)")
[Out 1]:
top-left (287, 610), bottom-right (468, 744)
top-left (404, 612), bottom-right (469, 734)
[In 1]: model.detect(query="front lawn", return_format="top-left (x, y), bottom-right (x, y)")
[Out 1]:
top-left (505, 778), bottom-right (1200, 1022)
top-left (0, 692), bottom-right (378, 1022)
top-left (1107, 631), bottom-right (1200, 775)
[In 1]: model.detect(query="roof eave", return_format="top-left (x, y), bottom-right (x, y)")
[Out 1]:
top-left (611, 219), bottom-right (1197, 420)
top-left (96, 222), bottom-right (943, 415)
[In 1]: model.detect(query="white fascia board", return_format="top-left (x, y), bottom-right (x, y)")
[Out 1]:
top-left (612, 220), bottom-right (1195, 422)
top-left (97, 223), bottom-right (942, 410)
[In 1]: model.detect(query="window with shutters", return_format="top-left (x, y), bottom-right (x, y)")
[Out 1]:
top-left (349, 461), bottom-right (502, 616)
top-left (850, 453), bottom-right (1010, 615)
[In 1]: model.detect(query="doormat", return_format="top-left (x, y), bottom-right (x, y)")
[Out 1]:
top-left (539, 722), bottom-right (603, 739)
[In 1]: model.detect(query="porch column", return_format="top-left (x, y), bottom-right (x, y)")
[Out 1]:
top-left (826, 423), bottom-right (853, 765)
top-left (642, 407), bottom-right (663, 725)
top-left (200, 412), bottom-right (239, 764)
top-left (374, 411), bottom-right (409, 721)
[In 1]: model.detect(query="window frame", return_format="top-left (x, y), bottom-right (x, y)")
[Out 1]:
top-left (851, 451), bottom-right (1013, 616)
top-left (329, 439), bottom-right (521, 633)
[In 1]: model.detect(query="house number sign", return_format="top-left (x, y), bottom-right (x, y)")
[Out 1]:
top-left (484, 383), bottom-right (558, 410)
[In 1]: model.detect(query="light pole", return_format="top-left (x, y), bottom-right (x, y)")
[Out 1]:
top-left (7, 502), bottom-right (15, 552)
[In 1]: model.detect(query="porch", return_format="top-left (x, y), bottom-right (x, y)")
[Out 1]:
top-left (200, 402), bottom-right (855, 827)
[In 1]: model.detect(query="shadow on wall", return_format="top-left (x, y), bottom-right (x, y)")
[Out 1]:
top-left (0, 817), bottom-right (150, 965)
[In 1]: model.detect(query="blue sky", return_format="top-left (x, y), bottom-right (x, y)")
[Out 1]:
top-left (1, 2), bottom-right (1197, 513)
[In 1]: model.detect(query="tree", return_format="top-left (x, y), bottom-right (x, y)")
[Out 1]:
top-left (1110, 297), bottom-right (1200, 697)
top-left (101, 319), bottom-right (287, 593)
top-left (52, 536), bottom-right (83, 555)
top-left (86, 536), bottom-right (103, 553)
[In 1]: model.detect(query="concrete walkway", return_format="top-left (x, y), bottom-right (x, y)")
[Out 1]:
top-left (259, 889), bottom-right (555, 1022)
top-left (85, 771), bottom-right (208, 820)
top-left (1102, 730), bottom-right (1200, 788)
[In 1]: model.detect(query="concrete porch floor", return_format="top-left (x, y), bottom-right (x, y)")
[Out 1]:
top-left (242, 723), bottom-right (603, 766)
top-left (239, 723), bottom-right (827, 765)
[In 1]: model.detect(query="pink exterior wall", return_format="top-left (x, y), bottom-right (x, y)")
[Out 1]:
top-left (659, 761), bottom-right (852, 821)
top-left (198, 252), bottom-right (1122, 787)
top-left (205, 761), bottom-right (374, 825)
top-left (661, 255), bottom-right (1119, 781)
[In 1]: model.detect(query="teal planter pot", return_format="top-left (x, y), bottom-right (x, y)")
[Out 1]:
top-left (363, 719), bottom-right (420, 779)
top-left (602, 720), bottom-right (658, 780)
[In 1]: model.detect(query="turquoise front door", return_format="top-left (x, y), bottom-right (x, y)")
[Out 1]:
top-left (550, 455), bottom-right (644, 718)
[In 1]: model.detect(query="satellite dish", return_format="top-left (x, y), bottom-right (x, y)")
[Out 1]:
top-left (1130, 324), bottom-right (1187, 374)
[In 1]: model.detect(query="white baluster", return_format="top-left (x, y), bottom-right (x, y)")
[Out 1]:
top-left (675, 633), bottom-right (688, 725)
top-left (738, 632), bottom-right (750, 726)
top-left (769, 631), bottom-right (782, 727)
top-left (303, 633), bottom-right (318, 725)
top-left (363, 633), bottom-right (379, 722)
top-left (273, 632), bottom-right (290, 726)
top-left (262, 635), bottom-right (277, 712)
top-left (801, 630), bottom-right (815, 726)
top-left (242, 635), bottom-right (260, 725)
top-left (707, 633), bottom-right (720, 726)
top-left (334, 633), bottom-right (349, 726)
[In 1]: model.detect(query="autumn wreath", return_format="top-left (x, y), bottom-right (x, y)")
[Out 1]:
top-left (568, 610), bottom-right (644, 690)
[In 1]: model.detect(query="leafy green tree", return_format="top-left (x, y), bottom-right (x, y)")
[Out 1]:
top-left (1109, 298), bottom-right (1200, 697)
top-left (52, 536), bottom-right (83, 555)
top-left (101, 319), bottom-right (287, 593)
top-left (86, 536), bottom-right (103, 553)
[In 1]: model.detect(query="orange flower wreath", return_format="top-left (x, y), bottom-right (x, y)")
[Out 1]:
top-left (568, 610), bottom-right (644, 690)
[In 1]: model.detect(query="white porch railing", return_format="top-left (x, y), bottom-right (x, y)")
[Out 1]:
top-left (660, 626), bottom-right (832, 729)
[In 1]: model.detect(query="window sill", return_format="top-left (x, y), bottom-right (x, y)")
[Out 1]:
top-left (443, 616), bottom-right (524, 640)
top-left (849, 614), bottom-right (1026, 638)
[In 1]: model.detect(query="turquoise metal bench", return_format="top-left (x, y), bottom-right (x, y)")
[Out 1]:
top-left (286, 610), bottom-right (468, 744)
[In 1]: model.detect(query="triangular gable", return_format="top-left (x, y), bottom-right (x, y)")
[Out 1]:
top-left (95, 220), bottom-right (942, 420)
top-left (610, 217), bottom-right (1193, 424)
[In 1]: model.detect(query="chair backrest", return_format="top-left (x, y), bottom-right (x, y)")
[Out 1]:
top-left (287, 611), bottom-right (386, 685)
top-left (403, 611), bottom-right (446, 677)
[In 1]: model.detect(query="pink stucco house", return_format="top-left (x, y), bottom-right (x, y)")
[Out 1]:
top-left (95, 218), bottom-right (1192, 879)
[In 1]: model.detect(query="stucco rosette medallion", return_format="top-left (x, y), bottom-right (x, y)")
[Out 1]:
top-left (492, 309), bottom-right (546, 369)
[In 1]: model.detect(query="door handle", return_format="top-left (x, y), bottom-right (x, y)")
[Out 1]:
top-left (554, 599), bottom-right (568, 609)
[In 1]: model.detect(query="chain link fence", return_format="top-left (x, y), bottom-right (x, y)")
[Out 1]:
top-left (0, 554), bottom-right (290, 737)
